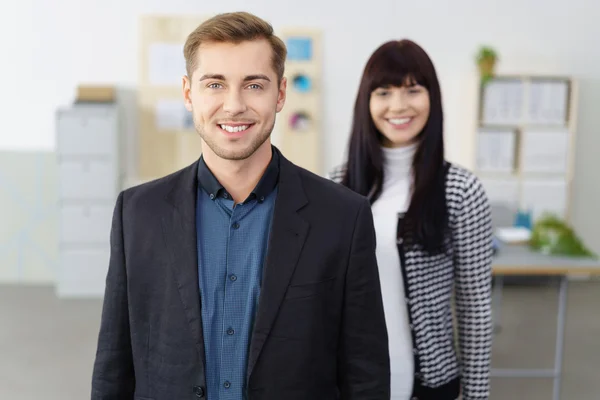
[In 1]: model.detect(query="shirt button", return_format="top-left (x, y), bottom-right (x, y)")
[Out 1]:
top-left (223, 193), bottom-right (229, 199)
top-left (227, 328), bottom-right (235, 335)
top-left (413, 348), bottom-right (418, 354)
top-left (232, 222), bottom-right (240, 229)
top-left (209, 194), bottom-right (215, 200)
top-left (229, 274), bottom-right (237, 282)
top-left (193, 385), bottom-right (205, 397)
top-left (259, 196), bottom-right (265, 202)
top-left (224, 381), bottom-right (231, 389)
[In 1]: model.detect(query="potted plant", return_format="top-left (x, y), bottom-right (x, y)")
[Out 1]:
top-left (529, 214), bottom-right (596, 258)
top-left (476, 46), bottom-right (498, 85)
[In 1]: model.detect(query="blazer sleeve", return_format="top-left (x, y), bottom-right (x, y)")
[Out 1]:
top-left (337, 198), bottom-right (391, 399)
top-left (91, 191), bottom-right (135, 399)
top-left (452, 175), bottom-right (494, 400)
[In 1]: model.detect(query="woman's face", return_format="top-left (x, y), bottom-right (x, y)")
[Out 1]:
top-left (369, 83), bottom-right (430, 148)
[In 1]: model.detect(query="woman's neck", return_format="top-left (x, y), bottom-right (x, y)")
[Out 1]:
top-left (381, 142), bottom-right (417, 176)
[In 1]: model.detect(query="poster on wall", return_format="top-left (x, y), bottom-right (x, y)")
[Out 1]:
top-left (148, 43), bottom-right (186, 86)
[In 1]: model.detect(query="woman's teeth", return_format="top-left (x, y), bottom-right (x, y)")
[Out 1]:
top-left (388, 118), bottom-right (412, 125)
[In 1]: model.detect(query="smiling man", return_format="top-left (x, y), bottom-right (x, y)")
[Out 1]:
top-left (91, 11), bottom-right (390, 400)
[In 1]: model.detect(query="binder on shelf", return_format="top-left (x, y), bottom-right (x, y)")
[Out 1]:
top-left (475, 128), bottom-right (517, 173)
top-left (520, 128), bottom-right (569, 174)
top-left (475, 74), bottom-right (577, 223)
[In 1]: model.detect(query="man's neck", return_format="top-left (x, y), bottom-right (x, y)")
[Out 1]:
top-left (201, 142), bottom-right (272, 204)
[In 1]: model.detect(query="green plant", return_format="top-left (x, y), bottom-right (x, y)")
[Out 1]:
top-left (476, 46), bottom-right (498, 64)
top-left (476, 46), bottom-right (498, 85)
top-left (529, 213), bottom-right (596, 258)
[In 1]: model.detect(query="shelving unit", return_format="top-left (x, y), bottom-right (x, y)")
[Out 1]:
top-left (55, 103), bottom-right (122, 297)
top-left (473, 75), bottom-right (578, 223)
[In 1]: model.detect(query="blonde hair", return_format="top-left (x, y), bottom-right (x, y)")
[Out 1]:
top-left (184, 11), bottom-right (287, 83)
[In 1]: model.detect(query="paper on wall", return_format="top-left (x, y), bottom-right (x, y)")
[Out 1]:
top-left (148, 43), bottom-right (186, 86)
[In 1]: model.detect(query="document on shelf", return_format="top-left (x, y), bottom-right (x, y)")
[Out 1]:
top-left (481, 79), bottom-right (524, 125)
top-left (526, 79), bottom-right (569, 125)
top-left (521, 128), bottom-right (569, 173)
top-left (476, 129), bottom-right (516, 173)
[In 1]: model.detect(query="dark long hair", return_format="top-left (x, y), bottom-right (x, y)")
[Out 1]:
top-left (341, 39), bottom-right (448, 254)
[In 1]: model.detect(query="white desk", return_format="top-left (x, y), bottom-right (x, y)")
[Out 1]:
top-left (491, 245), bottom-right (600, 400)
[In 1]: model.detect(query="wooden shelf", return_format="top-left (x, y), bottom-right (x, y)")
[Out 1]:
top-left (473, 74), bottom-right (578, 223)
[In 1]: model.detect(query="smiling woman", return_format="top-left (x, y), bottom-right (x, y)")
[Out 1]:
top-left (369, 81), bottom-right (431, 148)
top-left (329, 39), bottom-right (494, 400)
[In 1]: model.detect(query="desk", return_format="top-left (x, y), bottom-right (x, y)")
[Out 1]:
top-left (491, 245), bottom-right (600, 400)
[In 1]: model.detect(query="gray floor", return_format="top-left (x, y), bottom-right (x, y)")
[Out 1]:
top-left (1, 281), bottom-right (599, 400)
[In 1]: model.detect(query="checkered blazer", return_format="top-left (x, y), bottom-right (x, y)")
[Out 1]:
top-left (328, 162), bottom-right (493, 400)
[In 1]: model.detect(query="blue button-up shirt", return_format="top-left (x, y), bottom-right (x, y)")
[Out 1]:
top-left (196, 150), bottom-right (279, 400)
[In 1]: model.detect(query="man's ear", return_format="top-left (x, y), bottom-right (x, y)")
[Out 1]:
top-left (276, 76), bottom-right (287, 113)
top-left (183, 75), bottom-right (193, 112)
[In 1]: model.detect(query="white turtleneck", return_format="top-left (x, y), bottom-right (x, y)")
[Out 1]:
top-left (371, 143), bottom-right (416, 399)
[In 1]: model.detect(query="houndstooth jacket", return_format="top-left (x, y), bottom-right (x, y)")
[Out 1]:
top-left (328, 162), bottom-right (493, 400)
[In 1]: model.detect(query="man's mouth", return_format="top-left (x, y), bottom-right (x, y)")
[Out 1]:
top-left (219, 124), bottom-right (254, 133)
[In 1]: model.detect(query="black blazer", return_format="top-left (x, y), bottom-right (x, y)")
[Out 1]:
top-left (91, 149), bottom-right (390, 400)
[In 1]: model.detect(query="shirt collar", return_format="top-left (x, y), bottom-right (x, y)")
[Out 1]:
top-left (197, 146), bottom-right (280, 203)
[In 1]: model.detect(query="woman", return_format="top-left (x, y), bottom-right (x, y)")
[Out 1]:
top-left (329, 40), bottom-right (494, 400)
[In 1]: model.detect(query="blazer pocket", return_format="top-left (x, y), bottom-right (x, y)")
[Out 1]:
top-left (284, 277), bottom-right (335, 300)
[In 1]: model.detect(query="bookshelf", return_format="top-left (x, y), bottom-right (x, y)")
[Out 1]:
top-left (473, 75), bottom-right (578, 223)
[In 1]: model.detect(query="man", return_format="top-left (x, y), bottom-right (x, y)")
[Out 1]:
top-left (91, 11), bottom-right (390, 400)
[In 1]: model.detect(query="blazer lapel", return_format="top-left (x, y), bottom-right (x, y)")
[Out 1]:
top-left (161, 160), bottom-right (207, 368)
top-left (247, 154), bottom-right (309, 378)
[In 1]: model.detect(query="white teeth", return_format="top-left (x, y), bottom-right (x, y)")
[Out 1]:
top-left (220, 124), bottom-right (250, 133)
top-left (388, 118), bottom-right (411, 125)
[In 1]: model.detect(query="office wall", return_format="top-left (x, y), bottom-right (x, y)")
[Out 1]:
top-left (0, 0), bottom-right (599, 281)
top-left (0, 151), bottom-right (58, 283)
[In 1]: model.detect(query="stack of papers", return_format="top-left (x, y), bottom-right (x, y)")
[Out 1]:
top-left (495, 227), bottom-right (532, 244)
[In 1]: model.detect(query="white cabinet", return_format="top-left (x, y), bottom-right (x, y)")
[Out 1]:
top-left (56, 104), bottom-right (121, 297)
top-left (58, 159), bottom-right (117, 200)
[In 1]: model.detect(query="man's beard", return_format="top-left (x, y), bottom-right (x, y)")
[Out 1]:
top-left (194, 116), bottom-right (275, 161)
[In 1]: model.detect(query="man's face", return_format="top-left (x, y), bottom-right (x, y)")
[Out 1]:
top-left (183, 39), bottom-right (286, 161)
